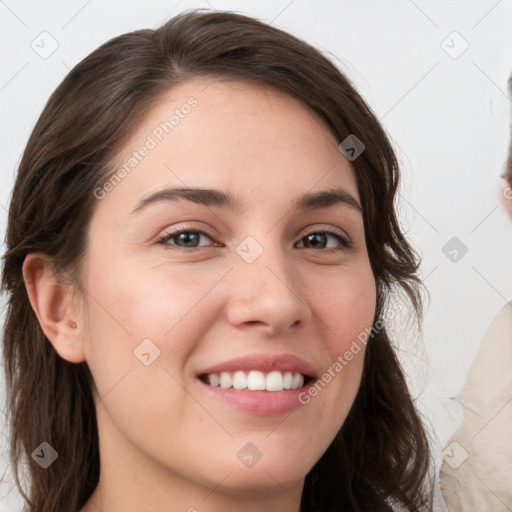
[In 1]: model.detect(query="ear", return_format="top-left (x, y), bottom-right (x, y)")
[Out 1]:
top-left (501, 178), bottom-right (512, 217)
top-left (22, 253), bottom-right (86, 363)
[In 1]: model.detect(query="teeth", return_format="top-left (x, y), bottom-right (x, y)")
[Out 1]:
top-left (292, 373), bottom-right (304, 389)
top-left (232, 371), bottom-right (247, 390)
top-left (209, 373), bottom-right (220, 387)
top-left (265, 371), bottom-right (283, 391)
top-left (219, 372), bottom-right (232, 388)
top-left (247, 370), bottom-right (266, 390)
top-left (205, 370), bottom-right (306, 391)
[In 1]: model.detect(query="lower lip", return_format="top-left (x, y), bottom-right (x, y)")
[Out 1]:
top-left (197, 379), bottom-right (314, 415)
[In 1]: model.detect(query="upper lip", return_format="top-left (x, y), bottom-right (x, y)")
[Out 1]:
top-left (197, 353), bottom-right (317, 378)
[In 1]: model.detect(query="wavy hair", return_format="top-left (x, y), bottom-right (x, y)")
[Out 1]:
top-left (1, 10), bottom-right (432, 511)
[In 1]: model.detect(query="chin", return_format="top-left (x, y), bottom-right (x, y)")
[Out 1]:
top-left (226, 438), bottom-right (320, 490)
top-left (218, 460), bottom-right (310, 496)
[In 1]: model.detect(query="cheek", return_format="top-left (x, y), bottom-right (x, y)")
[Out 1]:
top-left (309, 265), bottom-right (377, 349)
top-left (78, 262), bottom-right (217, 456)
top-left (298, 264), bottom-right (375, 422)
top-left (79, 257), bottom-right (230, 398)
top-left (114, 261), bottom-right (231, 336)
top-left (83, 255), bottom-right (220, 340)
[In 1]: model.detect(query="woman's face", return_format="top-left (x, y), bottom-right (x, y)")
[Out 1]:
top-left (79, 79), bottom-right (376, 506)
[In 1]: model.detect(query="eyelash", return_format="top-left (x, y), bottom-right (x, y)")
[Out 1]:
top-left (156, 227), bottom-right (352, 253)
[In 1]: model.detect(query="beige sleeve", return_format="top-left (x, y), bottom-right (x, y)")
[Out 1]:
top-left (440, 303), bottom-right (512, 511)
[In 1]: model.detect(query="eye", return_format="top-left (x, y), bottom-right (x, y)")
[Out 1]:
top-left (157, 229), bottom-right (218, 250)
top-left (296, 230), bottom-right (350, 250)
top-left (156, 227), bottom-right (350, 252)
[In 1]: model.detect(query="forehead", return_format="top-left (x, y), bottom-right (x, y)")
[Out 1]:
top-left (99, 78), bottom-right (359, 214)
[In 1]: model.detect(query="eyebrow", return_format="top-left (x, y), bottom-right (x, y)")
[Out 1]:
top-left (130, 187), bottom-right (362, 215)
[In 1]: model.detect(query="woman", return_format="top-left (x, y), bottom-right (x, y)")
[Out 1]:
top-left (440, 77), bottom-right (512, 511)
top-left (1, 10), bottom-right (432, 511)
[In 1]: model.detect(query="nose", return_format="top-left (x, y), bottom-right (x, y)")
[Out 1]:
top-left (226, 245), bottom-right (312, 336)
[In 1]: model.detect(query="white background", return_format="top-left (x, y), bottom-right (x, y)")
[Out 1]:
top-left (1, 1), bottom-right (511, 510)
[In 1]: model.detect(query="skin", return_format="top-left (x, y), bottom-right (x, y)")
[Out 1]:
top-left (501, 177), bottom-right (512, 216)
top-left (23, 79), bottom-right (377, 512)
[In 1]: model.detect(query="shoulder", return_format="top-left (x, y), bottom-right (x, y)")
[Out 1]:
top-left (456, 302), bottom-right (512, 408)
top-left (440, 303), bottom-right (512, 511)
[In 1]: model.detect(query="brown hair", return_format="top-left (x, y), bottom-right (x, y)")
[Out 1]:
top-left (1, 9), bottom-right (432, 511)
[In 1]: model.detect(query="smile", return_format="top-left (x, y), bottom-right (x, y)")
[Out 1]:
top-left (195, 353), bottom-right (317, 415)
top-left (199, 370), bottom-right (309, 391)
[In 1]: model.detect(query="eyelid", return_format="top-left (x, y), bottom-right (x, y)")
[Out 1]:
top-left (156, 220), bottom-right (220, 240)
top-left (299, 223), bottom-right (351, 241)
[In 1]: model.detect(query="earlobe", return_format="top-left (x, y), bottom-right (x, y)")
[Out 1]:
top-left (22, 253), bottom-right (86, 363)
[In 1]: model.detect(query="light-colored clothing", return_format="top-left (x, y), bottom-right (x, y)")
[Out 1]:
top-left (440, 302), bottom-right (512, 511)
